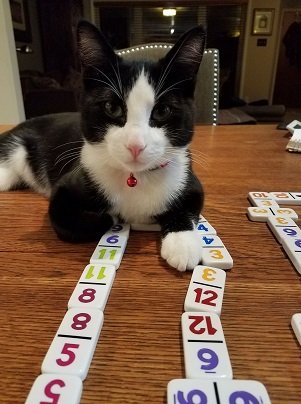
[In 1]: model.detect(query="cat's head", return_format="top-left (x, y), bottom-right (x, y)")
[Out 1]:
top-left (77, 21), bottom-right (206, 174)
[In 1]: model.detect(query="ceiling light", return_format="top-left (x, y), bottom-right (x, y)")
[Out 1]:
top-left (163, 8), bottom-right (176, 17)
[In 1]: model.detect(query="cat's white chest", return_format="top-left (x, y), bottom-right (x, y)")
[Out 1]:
top-left (103, 164), bottom-right (187, 223)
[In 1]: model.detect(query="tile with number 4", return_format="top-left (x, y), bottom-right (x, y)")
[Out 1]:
top-left (184, 265), bottom-right (226, 316)
top-left (197, 216), bottom-right (217, 235)
top-left (181, 311), bottom-right (232, 379)
top-left (167, 379), bottom-right (271, 404)
top-left (25, 374), bottom-right (82, 404)
top-left (68, 264), bottom-right (116, 311)
top-left (42, 308), bottom-right (104, 380)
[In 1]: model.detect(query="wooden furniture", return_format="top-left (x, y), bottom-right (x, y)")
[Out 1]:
top-left (0, 124), bottom-right (300, 403)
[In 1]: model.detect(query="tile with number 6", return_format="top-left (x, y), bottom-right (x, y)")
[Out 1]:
top-left (181, 312), bottom-right (232, 379)
top-left (25, 374), bottom-right (82, 404)
top-left (184, 266), bottom-right (226, 315)
top-left (42, 308), bottom-right (104, 380)
top-left (267, 216), bottom-right (301, 244)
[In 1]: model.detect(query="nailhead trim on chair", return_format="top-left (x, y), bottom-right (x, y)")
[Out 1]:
top-left (117, 45), bottom-right (219, 125)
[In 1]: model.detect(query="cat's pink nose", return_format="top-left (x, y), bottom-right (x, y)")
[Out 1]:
top-left (127, 145), bottom-right (145, 159)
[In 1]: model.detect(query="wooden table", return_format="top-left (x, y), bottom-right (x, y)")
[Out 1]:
top-left (0, 124), bottom-right (300, 403)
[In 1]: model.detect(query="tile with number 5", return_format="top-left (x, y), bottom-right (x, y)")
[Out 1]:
top-left (42, 308), bottom-right (104, 380)
top-left (25, 374), bottom-right (82, 404)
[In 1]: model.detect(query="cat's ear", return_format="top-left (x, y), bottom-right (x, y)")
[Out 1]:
top-left (160, 25), bottom-right (206, 79)
top-left (77, 20), bottom-right (118, 67)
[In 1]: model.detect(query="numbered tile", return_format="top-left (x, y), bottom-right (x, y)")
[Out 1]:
top-left (167, 379), bottom-right (216, 403)
top-left (130, 223), bottom-right (161, 231)
top-left (25, 374), bottom-right (82, 404)
top-left (196, 216), bottom-right (217, 235)
top-left (181, 312), bottom-right (232, 379)
top-left (90, 232), bottom-right (128, 269)
top-left (109, 223), bottom-right (130, 239)
top-left (255, 199), bottom-right (280, 208)
top-left (247, 207), bottom-right (298, 222)
top-left (201, 246), bottom-right (233, 270)
top-left (167, 379), bottom-right (271, 404)
top-left (270, 192), bottom-right (301, 205)
top-left (282, 238), bottom-right (301, 275)
top-left (248, 192), bottom-right (273, 206)
top-left (42, 308), bottom-right (104, 380)
top-left (267, 216), bottom-right (301, 244)
top-left (291, 313), bottom-right (301, 346)
top-left (68, 264), bottom-right (116, 311)
top-left (184, 266), bottom-right (226, 316)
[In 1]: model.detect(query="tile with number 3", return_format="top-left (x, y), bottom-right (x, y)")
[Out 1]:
top-left (184, 265), bottom-right (226, 316)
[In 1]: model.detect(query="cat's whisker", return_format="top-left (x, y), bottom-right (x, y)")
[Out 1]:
top-left (58, 155), bottom-right (81, 176)
top-left (54, 147), bottom-right (82, 165)
top-left (55, 152), bottom-right (81, 166)
top-left (85, 77), bottom-right (122, 100)
top-left (91, 66), bottom-right (123, 99)
top-left (156, 78), bottom-right (191, 99)
top-left (53, 140), bottom-right (83, 150)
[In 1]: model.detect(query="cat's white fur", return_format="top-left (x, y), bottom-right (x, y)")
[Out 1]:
top-left (0, 70), bottom-right (202, 271)
top-left (81, 70), bottom-right (202, 270)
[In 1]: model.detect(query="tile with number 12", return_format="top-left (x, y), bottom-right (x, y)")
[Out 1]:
top-left (181, 311), bottom-right (232, 379)
top-left (184, 265), bottom-right (226, 316)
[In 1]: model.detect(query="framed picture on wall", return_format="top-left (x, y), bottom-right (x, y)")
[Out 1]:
top-left (252, 8), bottom-right (275, 36)
top-left (9, 0), bottom-right (32, 42)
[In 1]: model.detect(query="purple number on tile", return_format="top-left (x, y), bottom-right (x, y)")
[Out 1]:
top-left (111, 224), bottom-right (123, 232)
top-left (197, 348), bottom-right (219, 371)
top-left (295, 239), bottom-right (301, 248)
top-left (229, 391), bottom-right (260, 404)
top-left (177, 389), bottom-right (207, 404)
top-left (282, 228), bottom-right (298, 236)
top-left (106, 235), bottom-right (119, 244)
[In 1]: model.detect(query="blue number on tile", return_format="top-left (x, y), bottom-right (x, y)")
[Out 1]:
top-left (197, 348), bottom-right (219, 371)
top-left (229, 391), bottom-right (261, 404)
top-left (176, 389), bottom-right (207, 404)
top-left (202, 236), bottom-right (214, 245)
top-left (198, 224), bottom-right (208, 232)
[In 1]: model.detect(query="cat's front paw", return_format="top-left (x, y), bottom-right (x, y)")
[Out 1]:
top-left (161, 229), bottom-right (202, 272)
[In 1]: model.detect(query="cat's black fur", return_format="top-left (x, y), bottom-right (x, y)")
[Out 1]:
top-left (0, 21), bottom-right (206, 270)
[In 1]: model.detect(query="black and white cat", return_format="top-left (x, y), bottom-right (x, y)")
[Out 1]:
top-left (0, 21), bottom-right (206, 271)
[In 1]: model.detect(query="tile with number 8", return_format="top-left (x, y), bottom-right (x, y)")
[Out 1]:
top-left (42, 308), bottom-right (104, 380)
top-left (68, 264), bottom-right (116, 311)
top-left (181, 312), bottom-right (232, 379)
top-left (184, 265), bottom-right (226, 316)
top-left (25, 374), bottom-right (82, 404)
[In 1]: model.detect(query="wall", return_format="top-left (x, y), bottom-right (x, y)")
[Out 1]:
top-left (240, 0), bottom-right (281, 103)
top-left (0, 0), bottom-right (25, 124)
top-left (15, 0), bottom-right (43, 72)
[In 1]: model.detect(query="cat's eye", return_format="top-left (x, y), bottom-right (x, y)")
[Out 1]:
top-left (104, 101), bottom-right (123, 119)
top-left (152, 104), bottom-right (172, 122)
